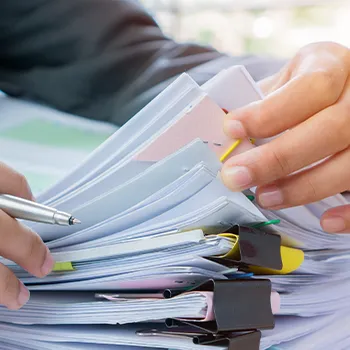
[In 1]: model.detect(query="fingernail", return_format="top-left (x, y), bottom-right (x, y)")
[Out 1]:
top-left (322, 217), bottom-right (346, 233)
top-left (17, 282), bottom-right (30, 308)
top-left (41, 249), bottom-right (55, 276)
top-left (223, 166), bottom-right (253, 190)
top-left (258, 185), bottom-right (283, 208)
top-left (224, 120), bottom-right (246, 138)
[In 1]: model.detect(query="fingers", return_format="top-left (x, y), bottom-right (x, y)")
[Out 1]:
top-left (257, 72), bottom-right (282, 96)
top-left (0, 210), bottom-right (54, 278)
top-left (255, 147), bottom-right (350, 209)
top-left (0, 162), bottom-right (34, 200)
top-left (0, 264), bottom-right (30, 310)
top-left (0, 165), bottom-right (52, 310)
top-left (321, 205), bottom-right (350, 233)
top-left (221, 89), bottom-right (350, 192)
top-left (257, 57), bottom-right (295, 96)
top-left (224, 52), bottom-right (348, 140)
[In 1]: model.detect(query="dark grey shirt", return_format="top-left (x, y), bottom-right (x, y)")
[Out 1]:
top-left (0, 0), bottom-right (285, 126)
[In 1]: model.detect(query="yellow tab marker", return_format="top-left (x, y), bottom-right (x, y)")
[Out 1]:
top-left (53, 262), bottom-right (75, 272)
top-left (249, 246), bottom-right (304, 275)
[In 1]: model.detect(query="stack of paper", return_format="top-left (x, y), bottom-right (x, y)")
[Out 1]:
top-left (1, 65), bottom-right (350, 350)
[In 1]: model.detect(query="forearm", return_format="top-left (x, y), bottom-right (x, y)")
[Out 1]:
top-left (0, 0), bottom-right (285, 125)
top-left (0, 0), bottom-right (221, 124)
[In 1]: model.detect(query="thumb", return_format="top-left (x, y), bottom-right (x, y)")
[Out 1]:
top-left (321, 205), bottom-right (350, 233)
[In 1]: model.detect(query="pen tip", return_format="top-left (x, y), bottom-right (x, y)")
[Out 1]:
top-left (70, 217), bottom-right (81, 225)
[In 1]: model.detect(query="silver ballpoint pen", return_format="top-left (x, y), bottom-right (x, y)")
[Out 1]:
top-left (0, 194), bottom-right (81, 226)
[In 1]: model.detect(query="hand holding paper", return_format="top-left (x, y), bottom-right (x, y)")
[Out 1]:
top-left (3, 62), bottom-right (350, 350)
top-left (221, 42), bottom-right (350, 233)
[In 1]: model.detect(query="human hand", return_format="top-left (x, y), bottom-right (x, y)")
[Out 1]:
top-left (0, 163), bottom-right (54, 309)
top-left (221, 42), bottom-right (350, 233)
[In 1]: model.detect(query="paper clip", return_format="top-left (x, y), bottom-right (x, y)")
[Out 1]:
top-left (220, 135), bottom-right (256, 163)
top-left (252, 219), bottom-right (281, 229)
top-left (246, 195), bottom-right (255, 201)
top-left (220, 139), bottom-right (242, 162)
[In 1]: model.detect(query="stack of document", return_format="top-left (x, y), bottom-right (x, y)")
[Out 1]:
top-left (1, 65), bottom-right (350, 350)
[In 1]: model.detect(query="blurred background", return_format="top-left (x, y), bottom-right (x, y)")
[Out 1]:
top-left (140, 0), bottom-right (350, 58)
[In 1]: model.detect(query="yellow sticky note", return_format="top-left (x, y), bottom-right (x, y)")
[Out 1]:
top-left (249, 246), bottom-right (304, 275)
top-left (53, 262), bottom-right (75, 272)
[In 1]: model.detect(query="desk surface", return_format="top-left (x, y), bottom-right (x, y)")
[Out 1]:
top-left (0, 94), bottom-right (116, 195)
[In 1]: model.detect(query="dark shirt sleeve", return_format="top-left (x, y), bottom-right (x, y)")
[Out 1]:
top-left (0, 0), bottom-right (285, 126)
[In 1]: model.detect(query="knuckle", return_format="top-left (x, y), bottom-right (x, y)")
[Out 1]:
top-left (304, 177), bottom-right (318, 202)
top-left (338, 108), bottom-right (350, 145)
top-left (267, 148), bottom-right (291, 178)
top-left (24, 232), bottom-right (44, 264)
top-left (0, 269), bottom-right (16, 303)
top-left (345, 48), bottom-right (350, 66)
top-left (13, 171), bottom-right (31, 199)
top-left (0, 210), bottom-right (6, 227)
top-left (299, 42), bottom-right (318, 53)
top-left (341, 96), bottom-right (350, 115)
top-left (311, 69), bottom-right (340, 100)
top-left (292, 43), bottom-right (318, 68)
top-left (248, 102), bottom-right (273, 137)
top-left (330, 101), bottom-right (350, 147)
top-left (293, 47), bottom-right (307, 64)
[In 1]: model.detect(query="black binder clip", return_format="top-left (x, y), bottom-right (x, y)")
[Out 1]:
top-left (197, 331), bottom-right (262, 350)
top-left (208, 225), bottom-right (283, 270)
top-left (165, 278), bottom-right (274, 333)
top-left (136, 328), bottom-right (261, 350)
top-left (136, 279), bottom-right (271, 349)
